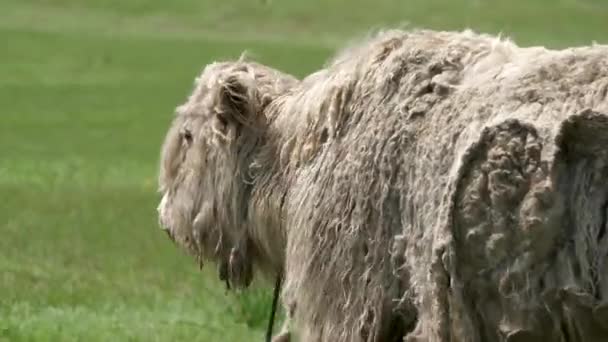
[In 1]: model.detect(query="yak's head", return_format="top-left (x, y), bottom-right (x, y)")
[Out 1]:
top-left (157, 60), bottom-right (297, 289)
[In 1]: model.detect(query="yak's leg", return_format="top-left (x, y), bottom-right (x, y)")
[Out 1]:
top-left (271, 300), bottom-right (295, 342)
top-left (271, 321), bottom-right (291, 342)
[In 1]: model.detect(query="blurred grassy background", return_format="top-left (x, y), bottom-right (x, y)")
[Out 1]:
top-left (1, 0), bottom-right (607, 341)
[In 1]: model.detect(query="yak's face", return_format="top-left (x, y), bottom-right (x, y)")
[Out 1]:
top-left (157, 104), bottom-right (222, 262)
top-left (157, 60), bottom-right (297, 287)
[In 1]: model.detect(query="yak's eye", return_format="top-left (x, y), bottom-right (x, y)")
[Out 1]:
top-left (183, 129), bottom-right (193, 144)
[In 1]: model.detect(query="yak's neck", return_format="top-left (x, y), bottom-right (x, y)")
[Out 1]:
top-left (244, 125), bottom-right (291, 281)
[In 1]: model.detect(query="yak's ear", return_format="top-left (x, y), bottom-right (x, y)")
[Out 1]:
top-left (214, 69), bottom-right (261, 137)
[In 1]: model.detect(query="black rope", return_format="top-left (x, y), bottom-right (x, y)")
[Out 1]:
top-left (265, 273), bottom-right (283, 342)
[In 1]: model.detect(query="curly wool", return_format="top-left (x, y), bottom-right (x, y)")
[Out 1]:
top-left (271, 29), bottom-right (608, 341)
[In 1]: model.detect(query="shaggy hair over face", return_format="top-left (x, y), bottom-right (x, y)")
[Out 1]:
top-left (157, 29), bottom-right (608, 341)
top-left (157, 59), bottom-right (298, 288)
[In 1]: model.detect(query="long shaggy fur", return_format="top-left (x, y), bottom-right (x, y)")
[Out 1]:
top-left (157, 29), bottom-right (608, 341)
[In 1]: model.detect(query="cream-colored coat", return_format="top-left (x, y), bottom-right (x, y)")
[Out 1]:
top-left (158, 29), bottom-right (608, 341)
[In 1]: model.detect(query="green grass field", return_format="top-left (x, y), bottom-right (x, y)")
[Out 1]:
top-left (2, 0), bottom-right (607, 341)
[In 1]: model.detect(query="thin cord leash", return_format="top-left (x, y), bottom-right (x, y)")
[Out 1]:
top-left (266, 273), bottom-right (283, 342)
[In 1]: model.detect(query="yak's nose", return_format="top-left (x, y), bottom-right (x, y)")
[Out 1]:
top-left (157, 193), bottom-right (168, 214)
top-left (157, 194), bottom-right (174, 241)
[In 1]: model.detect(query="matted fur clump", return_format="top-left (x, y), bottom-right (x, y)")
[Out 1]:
top-left (156, 29), bottom-right (608, 341)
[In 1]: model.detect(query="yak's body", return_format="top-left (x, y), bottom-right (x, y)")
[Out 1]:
top-left (157, 29), bottom-right (608, 342)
